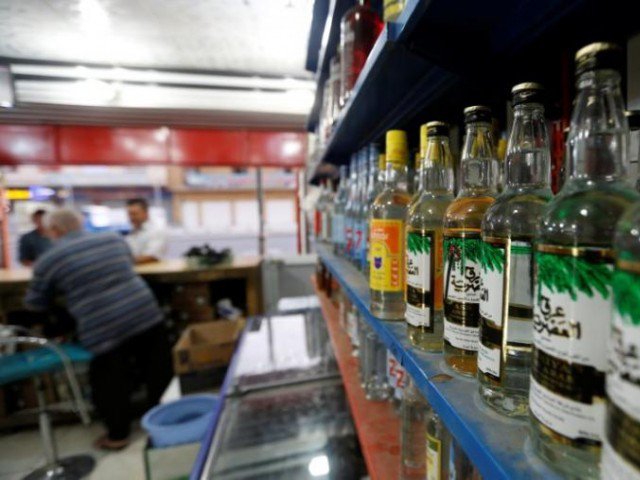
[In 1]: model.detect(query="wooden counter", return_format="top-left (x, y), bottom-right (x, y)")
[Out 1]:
top-left (0, 257), bottom-right (263, 316)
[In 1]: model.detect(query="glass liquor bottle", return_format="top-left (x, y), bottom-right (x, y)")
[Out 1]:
top-left (353, 152), bottom-right (368, 268)
top-left (529, 43), bottom-right (639, 478)
top-left (406, 122), bottom-right (455, 352)
top-left (400, 378), bottom-right (427, 479)
top-left (321, 179), bottom-right (333, 243)
top-left (362, 143), bottom-right (382, 273)
top-left (478, 83), bottom-right (553, 417)
top-left (344, 155), bottom-right (358, 259)
top-left (426, 405), bottom-right (451, 480)
top-left (602, 202), bottom-right (640, 479)
top-left (443, 106), bottom-right (498, 376)
top-left (339, 0), bottom-right (383, 107)
top-left (332, 165), bottom-right (349, 254)
top-left (370, 130), bottom-right (411, 320)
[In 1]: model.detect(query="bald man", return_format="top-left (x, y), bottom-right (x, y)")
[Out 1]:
top-left (25, 209), bottom-right (172, 450)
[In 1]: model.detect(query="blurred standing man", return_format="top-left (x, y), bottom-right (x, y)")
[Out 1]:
top-left (18, 209), bottom-right (52, 266)
top-left (126, 198), bottom-right (167, 264)
top-left (25, 208), bottom-right (172, 450)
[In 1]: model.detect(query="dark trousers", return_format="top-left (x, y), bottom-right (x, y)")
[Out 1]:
top-left (89, 323), bottom-right (172, 440)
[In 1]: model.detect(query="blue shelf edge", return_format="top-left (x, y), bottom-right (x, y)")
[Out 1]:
top-left (316, 243), bottom-right (561, 480)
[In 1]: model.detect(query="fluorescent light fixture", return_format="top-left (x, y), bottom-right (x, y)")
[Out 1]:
top-left (1, 65), bottom-right (14, 108)
top-left (308, 455), bottom-right (330, 477)
top-left (11, 64), bottom-right (314, 91)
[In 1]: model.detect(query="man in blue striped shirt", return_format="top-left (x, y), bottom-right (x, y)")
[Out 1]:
top-left (25, 208), bottom-right (172, 450)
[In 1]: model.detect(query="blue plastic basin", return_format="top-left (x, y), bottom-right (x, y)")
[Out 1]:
top-left (142, 394), bottom-right (218, 447)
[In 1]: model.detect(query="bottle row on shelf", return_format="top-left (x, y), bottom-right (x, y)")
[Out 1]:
top-left (313, 41), bottom-right (640, 480)
top-left (317, 0), bottom-right (407, 145)
top-left (318, 267), bottom-right (482, 480)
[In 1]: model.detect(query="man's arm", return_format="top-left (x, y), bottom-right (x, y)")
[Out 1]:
top-left (24, 263), bottom-right (55, 311)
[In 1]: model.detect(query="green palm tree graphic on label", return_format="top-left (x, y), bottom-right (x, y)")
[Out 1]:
top-left (535, 251), bottom-right (612, 302)
top-left (613, 269), bottom-right (640, 326)
top-left (407, 232), bottom-right (431, 255)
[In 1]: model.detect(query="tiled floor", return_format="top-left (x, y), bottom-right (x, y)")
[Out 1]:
top-left (0, 422), bottom-right (146, 480)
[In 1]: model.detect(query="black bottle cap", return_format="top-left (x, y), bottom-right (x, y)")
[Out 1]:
top-left (425, 121), bottom-right (449, 137)
top-left (464, 105), bottom-right (492, 124)
top-left (626, 111), bottom-right (640, 130)
top-left (511, 82), bottom-right (545, 106)
top-left (575, 42), bottom-right (623, 76)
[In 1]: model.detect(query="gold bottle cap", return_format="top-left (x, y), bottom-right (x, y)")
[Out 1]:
top-left (419, 123), bottom-right (428, 159)
top-left (385, 129), bottom-right (408, 166)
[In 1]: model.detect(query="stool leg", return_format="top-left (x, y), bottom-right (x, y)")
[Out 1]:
top-left (22, 377), bottom-right (95, 480)
top-left (35, 377), bottom-right (58, 466)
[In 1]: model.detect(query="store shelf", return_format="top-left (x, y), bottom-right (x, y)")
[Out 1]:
top-left (314, 243), bottom-right (561, 480)
top-left (307, 0), bottom-right (590, 168)
top-left (312, 277), bottom-right (401, 480)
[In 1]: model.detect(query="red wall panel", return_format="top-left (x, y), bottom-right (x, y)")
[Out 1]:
top-left (58, 126), bottom-right (170, 165)
top-left (247, 131), bottom-right (306, 167)
top-left (0, 125), bottom-right (56, 165)
top-left (0, 125), bottom-right (306, 168)
top-left (169, 128), bottom-right (247, 166)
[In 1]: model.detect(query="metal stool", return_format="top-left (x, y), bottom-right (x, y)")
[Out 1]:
top-left (0, 326), bottom-right (95, 480)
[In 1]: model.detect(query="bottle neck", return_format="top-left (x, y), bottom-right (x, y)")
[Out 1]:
top-left (505, 103), bottom-right (552, 190)
top-left (568, 70), bottom-right (628, 181)
top-left (459, 122), bottom-right (498, 195)
top-left (384, 162), bottom-right (408, 192)
top-left (419, 136), bottom-right (455, 194)
top-left (367, 160), bottom-right (378, 193)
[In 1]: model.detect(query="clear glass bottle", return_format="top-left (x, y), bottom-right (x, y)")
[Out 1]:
top-left (344, 155), bottom-right (358, 259)
top-left (530, 42), bottom-right (639, 478)
top-left (365, 333), bottom-right (391, 400)
top-left (314, 178), bottom-right (328, 241)
top-left (321, 178), bottom-right (334, 243)
top-left (602, 202), bottom-right (640, 479)
top-left (426, 405), bottom-right (451, 480)
top-left (362, 143), bottom-right (382, 274)
top-left (443, 106), bottom-right (498, 376)
top-left (332, 165), bottom-right (349, 254)
top-left (478, 83), bottom-right (553, 417)
top-left (400, 378), bottom-right (428, 479)
top-left (370, 130), bottom-right (411, 320)
top-left (339, 0), bottom-right (383, 107)
top-left (329, 52), bottom-right (341, 125)
top-left (354, 151), bottom-right (369, 268)
top-left (406, 122), bottom-right (455, 352)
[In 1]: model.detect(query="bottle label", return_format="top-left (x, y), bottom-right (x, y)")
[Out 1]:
top-left (333, 213), bottom-right (345, 244)
top-left (360, 219), bottom-right (369, 269)
top-left (478, 238), bottom-right (533, 382)
top-left (370, 219), bottom-right (405, 292)
top-left (387, 351), bottom-right (406, 399)
top-left (426, 432), bottom-right (441, 480)
top-left (345, 223), bottom-right (353, 255)
top-left (603, 432), bottom-right (640, 479)
top-left (354, 220), bottom-right (364, 261)
top-left (530, 245), bottom-right (613, 442)
top-left (443, 234), bottom-right (482, 351)
top-left (406, 230), bottom-right (439, 329)
top-left (606, 259), bottom-right (640, 471)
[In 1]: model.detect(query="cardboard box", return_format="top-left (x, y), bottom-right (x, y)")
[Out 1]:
top-left (172, 319), bottom-right (244, 376)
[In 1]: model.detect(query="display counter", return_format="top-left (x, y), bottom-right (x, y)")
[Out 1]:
top-left (0, 257), bottom-right (263, 317)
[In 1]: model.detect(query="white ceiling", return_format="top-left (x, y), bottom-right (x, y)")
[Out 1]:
top-left (0, 0), bottom-right (316, 128)
top-left (0, 0), bottom-right (314, 77)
